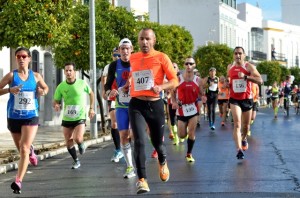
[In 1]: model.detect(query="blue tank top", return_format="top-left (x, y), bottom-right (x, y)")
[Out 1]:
top-left (115, 59), bottom-right (130, 107)
top-left (7, 69), bottom-right (39, 119)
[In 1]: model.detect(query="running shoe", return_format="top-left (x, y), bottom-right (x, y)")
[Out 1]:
top-left (274, 115), bottom-right (278, 119)
top-left (250, 120), bottom-right (254, 125)
top-left (78, 142), bottom-right (86, 155)
top-left (186, 153), bottom-right (195, 162)
top-left (123, 166), bottom-right (136, 179)
top-left (242, 139), bottom-right (249, 151)
top-left (111, 150), bottom-right (124, 162)
top-left (72, 160), bottom-right (81, 169)
top-left (29, 145), bottom-right (38, 166)
top-left (247, 130), bottom-right (251, 137)
top-left (11, 181), bottom-right (22, 194)
top-left (211, 124), bottom-right (215, 130)
top-left (169, 133), bottom-right (174, 140)
top-left (221, 121), bottom-right (225, 126)
top-left (196, 121), bottom-right (200, 127)
top-left (136, 178), bottom-right (150, 194)
top-left (159, 161), bottom-right (170, 182)
top-left (151, 150), bottom-right (158, 158)
top-left (173, 134), bottom-right (179, 145)
top-left (236, 149), bottom-right (244, 160)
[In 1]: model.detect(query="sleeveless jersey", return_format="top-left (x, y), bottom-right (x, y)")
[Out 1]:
top-left (228, 63), bottom-right (252, 100)
top-left (176, 74), bottom-right (200, 116)
top-left (7, 69), bottom-right (39, 119)
top-left (272, 87), bottom-right (279, 98)
top-left (115, 59), bottom-right (131, 108)
top-left (206, 76), bottom-right (219, 96)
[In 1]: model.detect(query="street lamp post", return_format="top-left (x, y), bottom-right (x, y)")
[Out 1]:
top-left (89, 0), bottom-right (98, 138)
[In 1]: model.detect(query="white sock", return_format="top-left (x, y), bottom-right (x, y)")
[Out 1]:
top-left (121, 143), bottom-right (133, 167)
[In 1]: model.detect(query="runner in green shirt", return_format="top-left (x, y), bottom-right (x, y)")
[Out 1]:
top-left (53, 62), bottom-right (95, 169)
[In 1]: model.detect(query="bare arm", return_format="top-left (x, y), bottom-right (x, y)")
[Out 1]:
top-left (0, 72), bottom-right (13, 96)
top-left (88, 90), bottom-right (95, 119)
top-left (35, 72), bottom-right (49, 97)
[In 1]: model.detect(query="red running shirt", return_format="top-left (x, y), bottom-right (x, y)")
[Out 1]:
top-left (228, 63), bottom-right (253, 100)
top-left (176, 74), bottom-right (200, 116)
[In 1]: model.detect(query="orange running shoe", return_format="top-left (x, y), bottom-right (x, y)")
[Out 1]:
top-left (169, 133), bottom-right (174, 140)
top-left (242, 139), bottom-right (249, 151)
top-left (159, 161), bottom-right (170, 182)
top-left (151, 150), bottom-right (158, 158)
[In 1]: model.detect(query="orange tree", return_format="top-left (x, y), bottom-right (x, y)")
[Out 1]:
top-left (136, 21), bottom-right (194, 68)
top-left (0, 0), bottom-right (74, 48)
top-left (53, 0), bottom-right (137, 70)
top-left (256, 61), bottom-right (282, 86)
top-left (193, 43), bottom-right (232, 77)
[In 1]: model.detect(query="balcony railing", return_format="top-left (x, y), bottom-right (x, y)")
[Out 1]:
top-left (272, 52), bottom-right (286, 62)
top-left (251, 51), bottom-right (267, 61)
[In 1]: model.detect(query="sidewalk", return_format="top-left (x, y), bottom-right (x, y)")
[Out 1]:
top-left (0, 125), bottom-right (112, 174)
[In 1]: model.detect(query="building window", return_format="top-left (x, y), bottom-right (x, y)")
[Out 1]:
top-left (31, 50), bottom-right (39, 72)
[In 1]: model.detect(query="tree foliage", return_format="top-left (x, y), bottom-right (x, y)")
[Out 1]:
top-left (256, 61), bottom-right (282, 86)
top-left (53, 0), bottom-right (137, 70)
top-left (193, 43), bottom-right (233, 78)
top-left (0, 0), bottom-right (74, 48)
top-left (136, 21), bottom-right (194, 67)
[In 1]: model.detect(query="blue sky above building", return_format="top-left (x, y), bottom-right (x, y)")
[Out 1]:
top-left (236, 0), bottom-right (281, 21)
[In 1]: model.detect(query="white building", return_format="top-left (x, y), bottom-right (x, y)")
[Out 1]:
top-left (119, 0), bottom-right (300, 67)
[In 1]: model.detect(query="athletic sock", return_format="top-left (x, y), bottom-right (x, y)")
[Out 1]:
top-left (67, 146), bottom-right (78, 161)
top-left (121, 143), bottom-right (133, 167)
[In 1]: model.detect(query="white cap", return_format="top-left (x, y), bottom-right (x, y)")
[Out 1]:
top-left (119, 38), bottom-right (132, 47)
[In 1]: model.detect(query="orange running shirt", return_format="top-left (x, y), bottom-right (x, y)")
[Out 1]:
top-left (129, 50), bottom-right (178, 98)
top-left (218, 81), bottom-right (229, 100)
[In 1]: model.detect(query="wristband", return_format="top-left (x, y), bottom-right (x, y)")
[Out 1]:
top-left (244, 75), bottom-right (248, 80)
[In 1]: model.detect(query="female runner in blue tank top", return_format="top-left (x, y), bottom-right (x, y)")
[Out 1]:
top-left (0, 47), bottom-right (49, 194)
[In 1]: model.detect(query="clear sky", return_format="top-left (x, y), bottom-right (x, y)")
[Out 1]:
top-left (236, 0), bottom-right (281, 21)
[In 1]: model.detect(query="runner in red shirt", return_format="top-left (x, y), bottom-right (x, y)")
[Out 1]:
top-left (227, 46), bottom-right (262, 160)
top-left (172, 57), bottom-right (202, 162)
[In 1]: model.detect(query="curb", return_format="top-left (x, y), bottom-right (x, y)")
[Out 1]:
top-left (0, 135), bottom-right (112, 175)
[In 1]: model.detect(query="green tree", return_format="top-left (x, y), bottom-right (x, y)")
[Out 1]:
top-left (53, 0), bottom-right (137, 70)
top-left (135, 21), bottom-right (194, 67)
top-left (193, 43), bottom-right (232, 77)
top-left (0, 0), bottom-right (74, 48)
top-left (256, 61), bottom-right (282, 86)
top-left (279, 65), bottom-right (290, 83)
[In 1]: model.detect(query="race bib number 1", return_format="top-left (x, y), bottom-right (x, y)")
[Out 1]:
top-left (232, 79), bottom-right (247, 93)
top-left (132, 70), bottom-right (154, 91)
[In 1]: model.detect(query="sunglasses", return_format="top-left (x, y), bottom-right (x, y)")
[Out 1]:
top-left (113, 54), bottom-right (120, 57)
top-left (16, 55), bottom-right (29, 59)
top-left (184, 62), bottom-right (195, 66)
top-left (234, 52), bottom-right (243, 55)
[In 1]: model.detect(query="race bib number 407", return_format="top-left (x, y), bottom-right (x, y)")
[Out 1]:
top-left (132, 70), bottom-right (154, 91)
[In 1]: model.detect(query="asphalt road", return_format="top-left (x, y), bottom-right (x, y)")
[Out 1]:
top-left (0, 107), bottom-right (300, 197)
